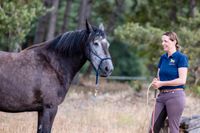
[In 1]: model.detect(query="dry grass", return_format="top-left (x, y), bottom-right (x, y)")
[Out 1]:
top-left (0, 79), bottom-right (200, 133)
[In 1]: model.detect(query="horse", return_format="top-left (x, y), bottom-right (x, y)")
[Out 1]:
top-left (0, 21), bottom-right (113, 133)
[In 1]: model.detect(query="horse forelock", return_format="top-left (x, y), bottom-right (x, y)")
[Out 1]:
top-left (91, 26), bottom-right (106, 38)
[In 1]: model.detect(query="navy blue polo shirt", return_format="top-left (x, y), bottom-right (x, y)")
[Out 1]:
top-left (158, 51), bottom-right (188, 90)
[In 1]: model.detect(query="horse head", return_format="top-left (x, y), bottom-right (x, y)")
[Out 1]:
top-left (85, 21), bottom-right (114, 77)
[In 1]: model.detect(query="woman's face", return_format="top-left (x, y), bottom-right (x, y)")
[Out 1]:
top-left (161, 35), bottom-right (176, 52)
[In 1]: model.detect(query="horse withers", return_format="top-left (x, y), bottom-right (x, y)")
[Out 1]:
top-left (0, 21), bottom-right (113, 133)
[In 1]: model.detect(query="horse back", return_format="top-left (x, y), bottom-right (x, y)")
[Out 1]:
top-left (0, 49), bottom-right (65, 112)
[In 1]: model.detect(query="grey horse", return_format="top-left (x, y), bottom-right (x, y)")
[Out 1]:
top-left (0, 21), bottom-right (113, 133)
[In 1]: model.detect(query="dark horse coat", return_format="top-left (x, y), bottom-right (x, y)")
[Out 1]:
top-left (0, 22), bottom-right (113, 133)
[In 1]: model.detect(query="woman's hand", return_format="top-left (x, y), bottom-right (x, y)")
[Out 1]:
top-left (152, 78), bottom-right (163, 89)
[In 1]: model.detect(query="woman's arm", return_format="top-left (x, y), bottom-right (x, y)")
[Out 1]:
top-left (152, 67), bottom-right (188, 89)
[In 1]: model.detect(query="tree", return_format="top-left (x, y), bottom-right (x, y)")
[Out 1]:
top-left (0, 0), bottom-right (44, 51)
top-left (169, 0), bottom-right (178, 22)
top-left (114, 22), bottom-right (164, 76)
top-left (114, 17), bottom-right (200, 82)
top-left (77, 0), bottom-right (91, 29)
top-left (34, 0), bottom-right (52, 44)
top-left (46, 0), bottom-right (59, 40)
top-left (188, 0), bottom-right (196, 18)
top-left (77, 0), bottom-right (93, 79)
top-left (60, 0), bottom-right (72, 33)
top-left (107, 0), bottom-right (125, 33)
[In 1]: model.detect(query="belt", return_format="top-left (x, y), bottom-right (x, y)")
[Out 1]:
top-left (159, 88), bottom-right (183, 93)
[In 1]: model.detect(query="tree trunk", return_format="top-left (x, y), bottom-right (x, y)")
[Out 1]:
top-left (188, 0), bottom-right (196, 18)
top-left (77, 0), bottom-right (87, 29)
top-left (73, 0), bottom-right (92, 84)
top-left (131, 0), bottom-right (138, 11)
top-left (34, 15), bottom-right (49, 44)
top-left (77, 0), bottom-right (90, 29)
top-left (60, 0), bottom-right (72, 33)
top-left (81, 0), bottom-right (93, 77)
top-left (169, 0), bottom-right (177, 23)
top-left (34, 0), bottom-right (52, 44)
top-left (85, 0), bottom-right (92, 22)
top-left (107, 0), bottom-right (125, 33)
top-left (46, 0), bottom-right (59, 40)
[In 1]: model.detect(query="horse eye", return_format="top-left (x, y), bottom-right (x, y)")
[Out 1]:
top-left (94, 42), bottom-right (99, 46)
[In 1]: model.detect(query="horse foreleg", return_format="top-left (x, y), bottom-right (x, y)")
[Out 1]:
top-left (37, 110), bottom-right (43, 133)
top-left (37, 106), bottom-right (58, 133)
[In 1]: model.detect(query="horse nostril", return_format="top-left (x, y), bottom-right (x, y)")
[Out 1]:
top-left (105, 66), bottom-right (109, 72)
top-left (105, 66), bottom-right (113, 73)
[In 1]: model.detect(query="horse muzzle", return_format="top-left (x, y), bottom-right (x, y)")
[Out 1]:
top-left (99, 61), bottom-right (114, 77)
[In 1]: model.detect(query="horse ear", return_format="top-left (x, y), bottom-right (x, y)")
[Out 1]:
top-left (99, 23), bottom-right (104, 31)
top-left (86, 19), bottom-right (93, 33)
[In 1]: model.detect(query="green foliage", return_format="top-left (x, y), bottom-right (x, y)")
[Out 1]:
top-left (178, 27), bottom-right (200, 67)
top-left (0, 0), bottom-right (44, 51)
top-left (114, 22), bottom-right (164, 76)
top-left (110, 40), bottom-right (146, 76)
top-left (92, 0), bottom-right (115, 23)
top-left (114, 23), bottom-right (163, 47)
top-left (176, 12), bottom-right (200, 68)
top-left (56, 0), bottom-right (80, 32)
top-left (114, 17), bottom-right (200, 83)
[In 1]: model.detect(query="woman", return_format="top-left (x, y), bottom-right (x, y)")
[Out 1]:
top-left (150, 32), bottom-right (188, 133)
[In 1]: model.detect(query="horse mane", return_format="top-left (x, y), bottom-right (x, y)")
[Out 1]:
top-left (24, 26), bottom-right (105, 57)
top-left (47, 30), bottom-right (90, 56)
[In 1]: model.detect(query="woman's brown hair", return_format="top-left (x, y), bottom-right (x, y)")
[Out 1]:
top-left (163, 31), bottom-right (180, 50)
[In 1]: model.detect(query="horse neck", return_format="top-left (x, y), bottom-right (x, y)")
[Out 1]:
top-left (39, 30), bottom-right (89, 85)
top-left (62, 54), bottom-right (87, 82)
top-left (44, 49), bottom-right (87, 85)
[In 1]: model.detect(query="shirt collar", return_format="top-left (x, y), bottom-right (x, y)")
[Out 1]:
top-left (164, 51), bottom-right (179, 58)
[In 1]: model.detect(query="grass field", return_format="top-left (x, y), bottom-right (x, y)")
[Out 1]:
top-left (0, 79), bottom-right (200, 133)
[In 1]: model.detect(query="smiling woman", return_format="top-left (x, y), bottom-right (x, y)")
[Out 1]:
top-left (149, 31), bottom-right (189, 133)
top-left (161, 32), bottom-right (180, 53)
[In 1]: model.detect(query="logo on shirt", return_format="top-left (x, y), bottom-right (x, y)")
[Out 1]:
top-left (169, 59), bottom-right (175, 65)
